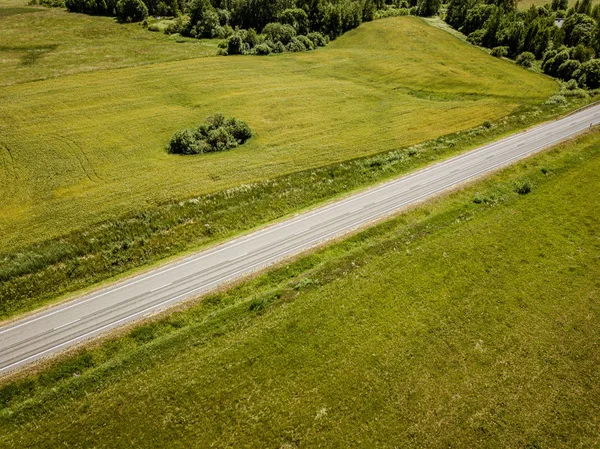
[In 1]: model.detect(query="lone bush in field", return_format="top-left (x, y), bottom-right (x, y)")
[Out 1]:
top-left (166, 114), bottom-right (252, 155)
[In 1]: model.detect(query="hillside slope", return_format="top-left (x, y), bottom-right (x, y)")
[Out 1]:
top-left (0, 17), bottom-right (556, 252)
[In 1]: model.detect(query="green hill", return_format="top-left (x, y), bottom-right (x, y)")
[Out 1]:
top-left (0, 16), bottom-right (556, 253)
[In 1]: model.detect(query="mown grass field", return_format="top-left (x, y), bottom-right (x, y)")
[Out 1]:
top-left (0, 5), bottom-right (217, 86)
top-left (1, 129), bottom-right (598, 448)
top-left (0, 16), bottom-right (557, 253)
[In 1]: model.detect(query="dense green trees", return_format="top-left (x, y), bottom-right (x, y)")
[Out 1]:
top-left (446, 0), bottom-right (600, 88)
top-left (66, 0), bottom-right (181, 16)
top-left (279, 8), bottom-right (310, 34)
top-left (262, 22), bottom-right (297, 43)
top-left (177, 0), bottom-right (381, 55)
top-left (184, 0), bottom-right (232, 37)
top-left (64, 0), bottom-right (429, 38)
top-left (416, 0), bottom-right (439, 17)
top-left (65, 0), bottom-right (118, 16)
top-left (218, 24), bottom-right (328, 55)
top-left (575, 58), bottom-right (600, 87)
top-left (116, 0), bottom-right (148, 22)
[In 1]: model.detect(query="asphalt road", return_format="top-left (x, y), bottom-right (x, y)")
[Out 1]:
top-left (2, 104), bottom-right (600, 375)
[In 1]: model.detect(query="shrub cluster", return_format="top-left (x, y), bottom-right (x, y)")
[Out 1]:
top-left (491, 46), bottom-right (509, 57)
top-left (218, 25), bottom-right (329, 56)
top-left (516, 51), bottom-right (535, 67)
top-left (374, 6), bottom-right (413, 18)
top-left (166, 114), bottom-right (252, 155)
top-left (542, 45), bottom-right (600, 87)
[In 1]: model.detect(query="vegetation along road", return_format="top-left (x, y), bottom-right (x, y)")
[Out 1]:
top-left (1, 102), bottom-right (599, 375)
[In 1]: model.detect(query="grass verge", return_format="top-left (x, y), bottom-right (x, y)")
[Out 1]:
top-left (1, 128), bottom-right (599, 448)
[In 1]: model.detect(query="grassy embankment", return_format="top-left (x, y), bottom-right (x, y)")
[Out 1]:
top-left (0, 16), bottom-right (564, 318)
top-left (1, 127), bottom-right (599, 448)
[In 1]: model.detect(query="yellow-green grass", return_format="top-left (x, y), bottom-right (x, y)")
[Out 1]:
top-left (0, 5), bottom-right (40, 16)
top-left (0, 0), bottom-right (28, 6)
top-left (0, 17), bottom-right (556, 253)
top-left (1, 129), bottom-right (599, 448)
top-left (0, 7), bottom-right (218, 86)
top-left (518, 0), bottom-right (598, 8)
top-left (518, 0), bottom-right (552, 8)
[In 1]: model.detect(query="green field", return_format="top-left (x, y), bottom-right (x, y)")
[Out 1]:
top-left (518, 0), bottom-right (553, 8)
top-left (0, 6), bottom-right (217, 86)
top-left (0, 0), bottom-right (29, 6)
top-left (518, 0), bottom-right (598, 8)
top-left (2, 129), bottom-right (598, 448)
top-left (0, 16), bottom-right (557, 253)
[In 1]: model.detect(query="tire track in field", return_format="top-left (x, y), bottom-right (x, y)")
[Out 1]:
top-left (51, 133), bottom-right (101, 182)
top-left (0, 143), bottom-right (19, 182)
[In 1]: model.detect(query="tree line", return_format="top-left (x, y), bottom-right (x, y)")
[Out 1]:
top-left (64, 0), bottom-right (441, 37)
top-left (446, 0), bottom-right (600, 88)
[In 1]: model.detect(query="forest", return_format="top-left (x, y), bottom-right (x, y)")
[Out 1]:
top-left (446, 0), bottom-right (600, 87)
top-left (62, 0), bottom-right (439, 53)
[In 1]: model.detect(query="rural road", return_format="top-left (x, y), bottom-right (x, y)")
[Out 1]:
top-left (2, 103), bottom-right (600, 375)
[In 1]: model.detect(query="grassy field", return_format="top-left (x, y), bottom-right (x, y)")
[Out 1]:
top-left (518, 0), bottom-right (598, 8)
top-left (0, 16), bottom-right (557, 254)
top-left (1, 129), bottom-right (598, 448)
top-left (518, 0), bottom-right (553, 8)
top-left (0, 6), bottom-right (218, 86)
top-left (0, 0), bottom-right (29, 6)
top-left (1, 96), bottom-right (589, 320)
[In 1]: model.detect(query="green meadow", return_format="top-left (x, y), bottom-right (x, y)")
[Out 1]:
top-left (0, 6), bottom-right (217, 86)
top-left (1, 129), bottom-right (598, 448)
top-left (517, 0), bottom-right (598, 8)
top-left (0, 16), bottom-right (556, 254)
